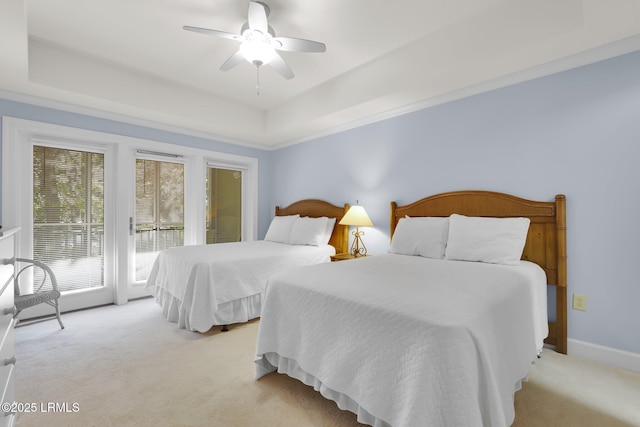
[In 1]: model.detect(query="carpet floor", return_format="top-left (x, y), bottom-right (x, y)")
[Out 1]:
top-left (13, 298), bottom-right (640, 427)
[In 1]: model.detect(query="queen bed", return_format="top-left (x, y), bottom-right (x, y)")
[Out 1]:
top-left (145, 199), bottom-right (349, 332)
top-left (254, 191), bottom-right (567, 427)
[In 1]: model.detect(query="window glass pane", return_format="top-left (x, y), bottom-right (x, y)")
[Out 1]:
top-left (205, 168), bottom-right (242, 244)
top-left (135, 159), bottom-right (184, 281)
top-left (33, 145), bottom-right (105, 292)
top-left (159, 162), bottom-right (185, 223)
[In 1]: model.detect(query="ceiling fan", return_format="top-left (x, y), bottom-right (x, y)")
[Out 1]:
top-left (183, 0), bottom-right (326, 89)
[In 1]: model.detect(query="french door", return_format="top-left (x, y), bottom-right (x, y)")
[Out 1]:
top-left (21, 141), bottom-right (116, 315)
top-left (132, 156), bottom-right (185, 286)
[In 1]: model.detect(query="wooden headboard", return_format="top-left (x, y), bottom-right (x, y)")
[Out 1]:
top-left (275, 199), bottom-right (350, 255)
top-left (390, 190), bottom-right (567, 354)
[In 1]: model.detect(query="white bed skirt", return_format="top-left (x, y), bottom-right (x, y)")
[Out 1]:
top-left (152, 287), bottom-right (263, 332)
top-left (256, 352), bottom-right (391, 427)
top-left (256, 352), bottom-right (527, 427)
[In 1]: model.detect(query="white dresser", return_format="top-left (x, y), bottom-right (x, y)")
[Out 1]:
top-left (0, 228), bottom-right (18, 427)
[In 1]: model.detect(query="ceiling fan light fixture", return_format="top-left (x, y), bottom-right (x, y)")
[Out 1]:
top-left (239, 39), bottom-right (275, 66)
top-left (183, 0), bottom-right (325, 84)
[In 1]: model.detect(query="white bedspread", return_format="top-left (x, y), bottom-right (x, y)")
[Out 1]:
top-left (145, 241), bottom-right (335, 332)
top-left (255, 254), bottom-right (547, 427)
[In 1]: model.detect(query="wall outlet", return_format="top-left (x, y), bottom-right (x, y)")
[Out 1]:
top-left (572, 293), bottom-right (587, 311)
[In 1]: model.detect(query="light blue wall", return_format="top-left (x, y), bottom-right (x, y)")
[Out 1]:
top-left (0, 99), bottom-right (274, 236)
top-left (271, 51), bottom-right (640, 355)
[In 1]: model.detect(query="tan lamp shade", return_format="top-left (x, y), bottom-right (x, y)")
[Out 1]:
top-left (339, 205), bottom-right (373, 256)
top-left (339, 205), bottom-right (373, 227)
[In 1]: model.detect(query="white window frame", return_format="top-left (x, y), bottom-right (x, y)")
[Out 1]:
top-left (2, 117), bottom-right (259, 306)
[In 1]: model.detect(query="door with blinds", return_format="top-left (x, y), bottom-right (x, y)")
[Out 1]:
top-left (133, 157), bottom-right (185, 286)
top-left (30, 144), bottom-right (114, 312)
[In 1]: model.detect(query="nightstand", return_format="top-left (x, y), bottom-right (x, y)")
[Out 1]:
top-left (330, 253), bottom-right (370, 262)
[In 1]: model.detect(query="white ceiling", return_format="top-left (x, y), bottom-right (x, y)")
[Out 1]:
top-left (2, 0), bottom-right (640, 149)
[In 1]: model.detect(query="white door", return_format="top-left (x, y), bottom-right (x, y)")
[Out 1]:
top-left (128, 155), bottom-right (185, 298)
top-left (23, 142), bottom-right (116, 314)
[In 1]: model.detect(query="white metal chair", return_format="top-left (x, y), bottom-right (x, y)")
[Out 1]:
top-left (13, 258), bottom-right (64, 329)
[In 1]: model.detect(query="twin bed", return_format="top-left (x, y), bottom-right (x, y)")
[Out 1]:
top-left (145, 199), bottom-right (349, 332)
top-left (254, 191), bottom-right (567, 427)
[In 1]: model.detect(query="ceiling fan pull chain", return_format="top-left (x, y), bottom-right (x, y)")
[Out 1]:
top-left (256, 64), bottom-right (260, 95)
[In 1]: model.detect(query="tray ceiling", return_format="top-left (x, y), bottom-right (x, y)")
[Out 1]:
top-left (2, 0), bottom-right (640, 148)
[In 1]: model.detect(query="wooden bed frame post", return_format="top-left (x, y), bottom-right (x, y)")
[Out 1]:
top-left (389, 201), bottom-right (398, 242)
top-left (555, 194), bottom-right (567, 354)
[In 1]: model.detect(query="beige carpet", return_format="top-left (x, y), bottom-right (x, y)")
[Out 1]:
top-left (13, 298), bottom-right (640, 427)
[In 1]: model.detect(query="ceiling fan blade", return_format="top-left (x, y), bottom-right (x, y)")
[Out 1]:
top-left (183, 26), bottom-right (242, 41)
top-left (269, 53), bottom-right (294, 80)
top-left (220, 50), bottom-right (246, 71)
top-left (248, 1), bottom-right (269, 34)
top-left (273, 36), bottom-right (326, 53)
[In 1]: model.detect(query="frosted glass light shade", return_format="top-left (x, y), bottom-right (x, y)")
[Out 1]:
top-left (240, 40), bottom-right (275, 65)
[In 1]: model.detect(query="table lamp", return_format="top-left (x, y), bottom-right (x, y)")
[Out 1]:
top-left (339, 204), bottom-right (373, 256)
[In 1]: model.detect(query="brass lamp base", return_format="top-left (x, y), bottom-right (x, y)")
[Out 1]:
top-left (349, 227), bottom-right (368, 257)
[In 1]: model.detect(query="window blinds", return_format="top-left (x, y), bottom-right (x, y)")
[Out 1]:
top-left (33, 145), bottom-right (105, 292)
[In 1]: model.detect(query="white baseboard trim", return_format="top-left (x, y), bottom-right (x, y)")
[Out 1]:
top-left (568, 338), bottom-right (640, 373)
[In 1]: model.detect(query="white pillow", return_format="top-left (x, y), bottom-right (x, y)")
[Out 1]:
top-left (264, 214), bottom-right (300, 243)
top-left (289, 216), bottom-right (330, 246)
top-left (389, 217), bottom-right (449, 259)
top-left (321, 217), bottom-right (336, 245)
top-left (444, 214), bottom-right (530, 265)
